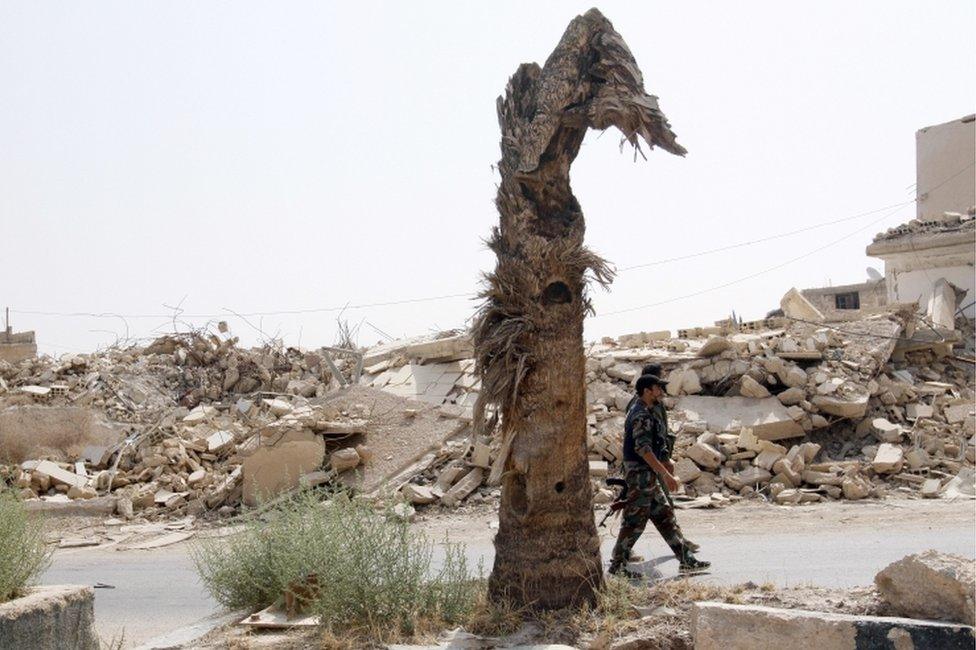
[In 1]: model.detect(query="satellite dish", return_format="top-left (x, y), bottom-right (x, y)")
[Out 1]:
top-left (866, 267), bottom-right (883, 281)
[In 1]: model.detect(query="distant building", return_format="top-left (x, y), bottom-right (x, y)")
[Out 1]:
top-left (0, 327), bottom-right (37, 364)
top-left (866, 114), bottom-right (976, 318)
top-left (787, 115), bottom-right (975, 321)
top-left (801, 279), bottom-right (888, 318)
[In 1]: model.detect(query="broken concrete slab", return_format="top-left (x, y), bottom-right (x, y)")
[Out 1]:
top-left (692, 601), bottom-right (974, 650)
top-left (673, 458), bottom-right (702, 483)
top-left (872, 443), bottom-right (904, 474)
top-left (402, 334), bottom-right (473, 362)
top-left (0, 585), bottom-right (97, 650)
top-left (812, 393), bottom-right (870, 419)
top-left (875, 551), bottom-right (976, 626)
top-left (330, 448), bottom-right (360, 472)
top-left (24, 495), bottom-right (117, 517)
top-left (677, 396), bottom-right (804, 441)
top-left (440, 468), bottom-right (484, 507)
top-left (780, 287), bottom-right (825, 322)
top-left (31, 460), bottom-right (88, 489)
top-left (698, 336), bottom-right (731, 357)
top-left (739, 375), bottom-right (771, 398)
top-left (241, 429), bottom-right (325, 507)
top-left (401, 484), bottom-right (438, 505)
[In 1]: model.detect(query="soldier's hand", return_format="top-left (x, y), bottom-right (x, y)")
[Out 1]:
top-left (664, 472), bottom-right (679, 492)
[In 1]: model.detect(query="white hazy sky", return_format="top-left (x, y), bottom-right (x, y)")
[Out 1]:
top-left (2, 1), bottom-right (974, 355)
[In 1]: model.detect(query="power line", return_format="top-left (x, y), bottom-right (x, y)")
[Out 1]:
top-left (615, 200), bottom-right (913, 272)
top-left (10, 200), bottom-right (914, 322)
top-left (10, 161), bottom-right (970, 323)
top-left (592, 203), bottom-right (911, 318)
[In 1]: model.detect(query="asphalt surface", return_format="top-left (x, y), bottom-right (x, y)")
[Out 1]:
top-left (40, 504), bottom-right (976, 648)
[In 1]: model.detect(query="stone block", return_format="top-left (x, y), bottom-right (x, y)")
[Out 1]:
top-left (813, 393), bottom-right (870, 419)
top-left (0, 585), bottom-right (97, 650)
top-left (777, 387), bottom-right (806, 405)
top-left (401, 484), bottom-right (438, 505)
top-left (875, 551), bottom-right (975, 625)
top-left (872, 443), bottom-right (904, 474)
top-left (692, 601), bottom-right (974, 650)
top-left (698, 336), bottom-right (731, 357)
top-left (330, 447), bottom-right (361, 473)
top-left (740, 375), bottom-right (770, 398)
top-left (686, 442), bottom-right (723, 469)
top-left (871, 418), bottom-right (904, 443)
top-left (673, 458), bottom-right (701, 483)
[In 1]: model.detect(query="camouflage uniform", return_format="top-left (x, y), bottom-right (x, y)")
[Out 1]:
top-left (609, 398), bottom-right (690, 570)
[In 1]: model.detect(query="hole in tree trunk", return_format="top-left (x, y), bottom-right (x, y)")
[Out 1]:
top-left (554, 481), bottom-right (565, 493)
top-left (541, 281), bottom-right (572, 305)
top-left (510, 474), bottom-right (528, 515)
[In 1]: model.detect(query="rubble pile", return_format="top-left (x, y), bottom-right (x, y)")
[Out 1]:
top-left (371, 307), bottom-right (974, 510)
top-left (0, 330), bottom-right (375, 518)
top-left (1, 302), bottom-right (973, 516)
top-left (583, 306), bottom-right (975, 506)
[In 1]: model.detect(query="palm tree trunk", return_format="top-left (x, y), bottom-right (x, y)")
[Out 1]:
top-left (473, 8), bottom-right (686, 610)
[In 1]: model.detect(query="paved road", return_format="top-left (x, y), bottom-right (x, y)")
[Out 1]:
top-left (40, 502), bottom-right (976, 648)
top-left (43, 546), bottom-right (219, 648)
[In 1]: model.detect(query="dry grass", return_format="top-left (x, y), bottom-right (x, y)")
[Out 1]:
top-left (192, 491), bottom-right (483, 646)
top-left (0, 491), bottom-right (52, 602)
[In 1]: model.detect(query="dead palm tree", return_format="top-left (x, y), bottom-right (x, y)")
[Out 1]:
top-left (472, 8), bottom-right (686, 609)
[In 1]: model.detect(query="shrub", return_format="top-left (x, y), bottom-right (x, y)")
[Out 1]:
top-left (191, 492), bottom-right (481, 641)
top-left (0, 491), bottom-right (52, 602)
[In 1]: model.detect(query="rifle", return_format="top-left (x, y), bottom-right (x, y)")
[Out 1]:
top-left (597, 477), bottom-right (629, 528)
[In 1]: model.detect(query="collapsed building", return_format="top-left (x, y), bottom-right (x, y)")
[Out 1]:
top-left (0, 278), bottom-right (973, 520)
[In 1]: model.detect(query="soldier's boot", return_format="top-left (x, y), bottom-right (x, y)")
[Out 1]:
top-left (674, 543), bottom-right (710, 572)
top-left (678, 553), bottom-right (710, 573)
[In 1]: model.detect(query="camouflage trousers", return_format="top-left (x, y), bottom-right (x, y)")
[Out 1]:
top-left (609, 466), bottom-right (689, 567)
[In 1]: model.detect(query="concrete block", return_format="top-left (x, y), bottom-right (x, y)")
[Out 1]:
top-left (692, 601), bottom-right (974, 650)
top-left (0, 585), bottom-right (97, 650)
top-left (876, 550), bottom-right (975, 626)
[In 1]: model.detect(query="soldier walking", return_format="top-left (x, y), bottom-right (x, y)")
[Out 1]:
top-left (609, 374), bottom-right (709, 575)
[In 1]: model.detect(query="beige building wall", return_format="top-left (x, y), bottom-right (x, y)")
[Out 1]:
top-left (916, 114), bottom-right (975, 220)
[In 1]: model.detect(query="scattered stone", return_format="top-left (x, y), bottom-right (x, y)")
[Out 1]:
top-left (875, 550), bottom-right (975, 625)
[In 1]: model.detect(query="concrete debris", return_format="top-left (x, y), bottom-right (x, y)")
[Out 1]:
top-left (692, 601), bottom-right (974, 650)
top-left (2, 297), bottom-right (973, 517)
top-left (780, 287), bottom-right (825, 322)
top-left (875, 550), bottom-right (975, 625)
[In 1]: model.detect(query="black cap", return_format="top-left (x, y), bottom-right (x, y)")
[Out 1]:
top-left (636, 373), bottom-right (668, 394)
